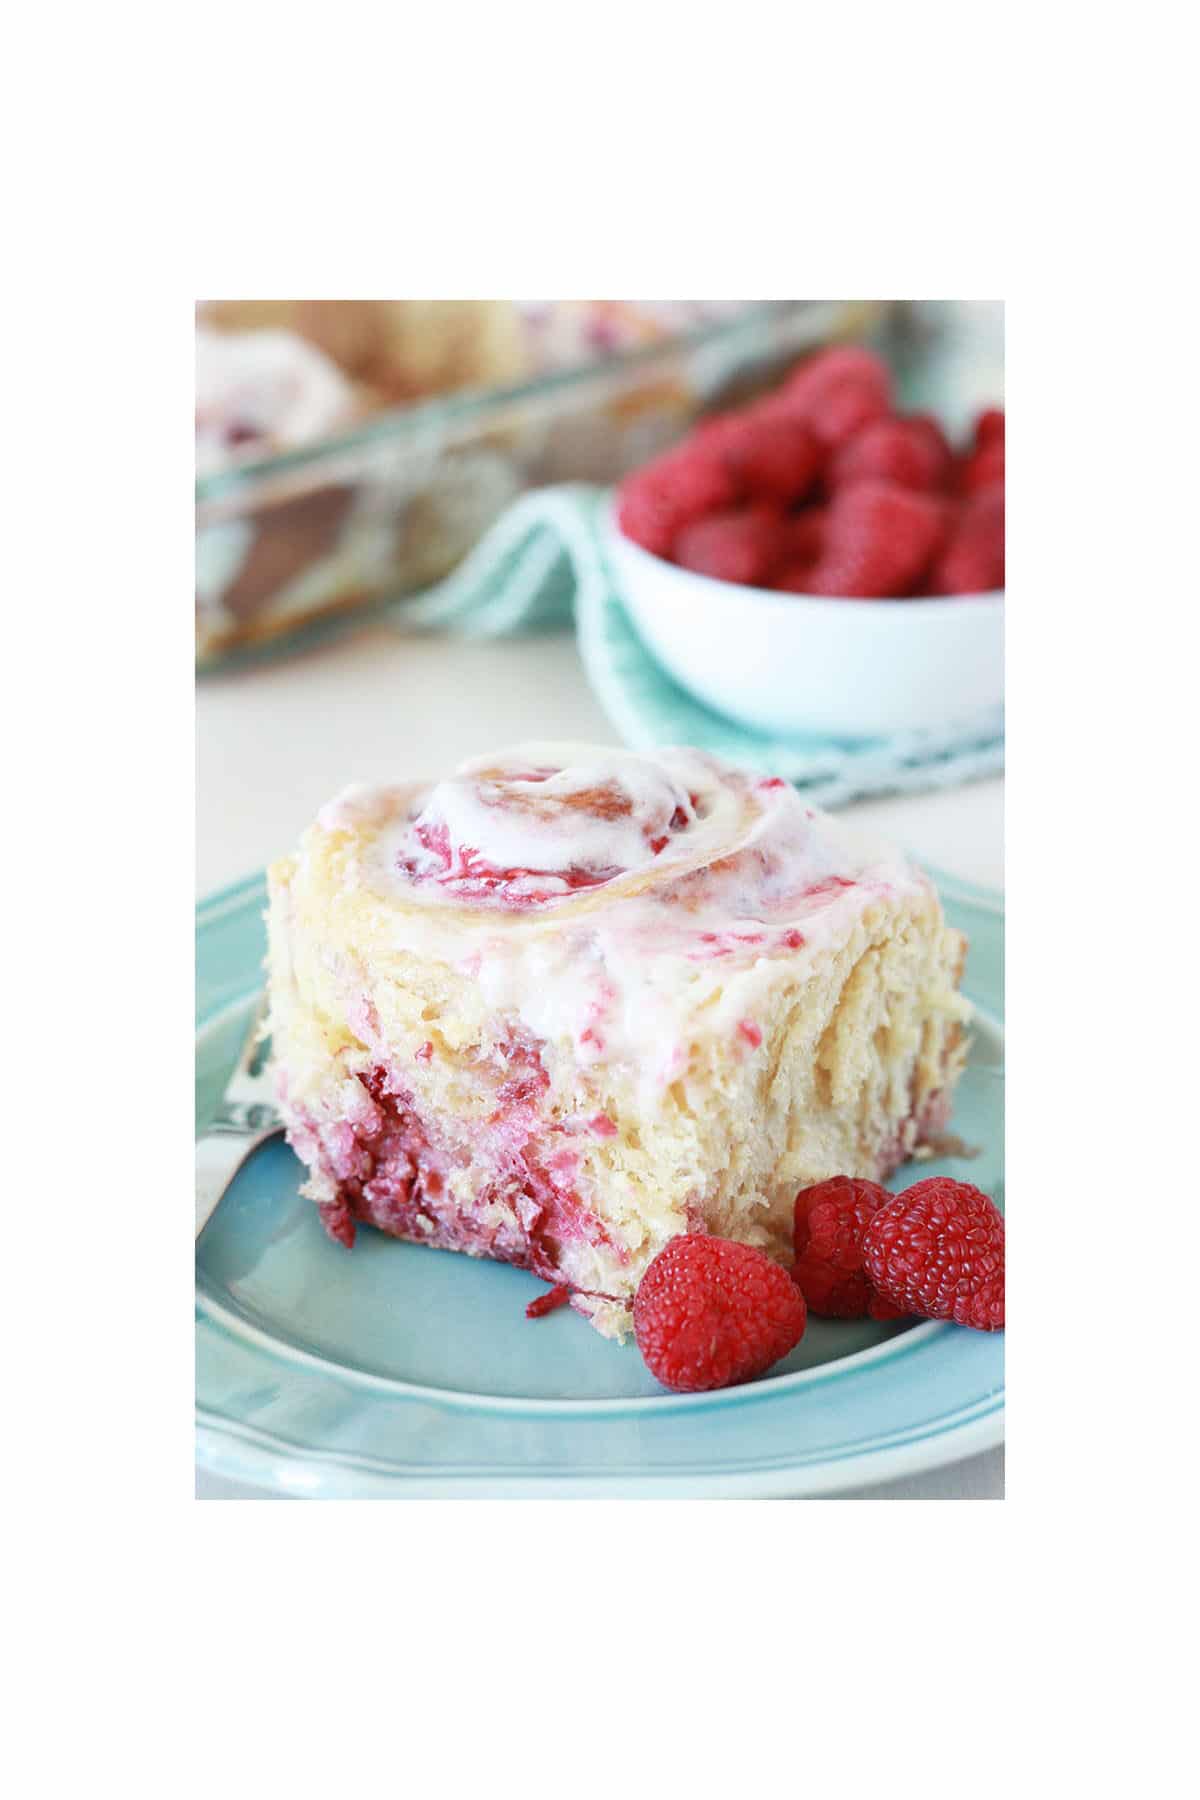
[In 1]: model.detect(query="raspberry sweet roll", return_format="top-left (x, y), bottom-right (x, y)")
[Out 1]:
top-left (266, 745), bottom-right (970, 1338)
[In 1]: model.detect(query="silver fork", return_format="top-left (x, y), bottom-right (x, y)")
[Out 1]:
top-left (195, 993), bottom-right (282, 1239)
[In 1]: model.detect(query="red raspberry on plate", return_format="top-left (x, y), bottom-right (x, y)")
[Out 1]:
top-left (699, 407), bottom-right (822, 505)
top-left (634, 1233), bottom-right (807, 1392)
top-left (862, 1178), bottom-right (1005, 1331)
top-left (673, 506), bottom-right (789, 586)
top-left (831, 415), bottom-right (953, 494)
top-left (792, 1176), bottom-right (907, 1319)
top-left (616, 448), bottom-right (740, 558)
top-left (805, 479), bottom-right (947, 598)
top-left (973, 407), bottom-right (1005, 450)
top-left (930, 486), bottom-right (1004, 594)
top-left (776, 346), bottom-right (893, 450)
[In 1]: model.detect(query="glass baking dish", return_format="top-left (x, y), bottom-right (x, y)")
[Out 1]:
top-left (195, 300), bottom-right (885, 669)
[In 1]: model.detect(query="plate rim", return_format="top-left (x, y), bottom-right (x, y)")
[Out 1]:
top-left (196, 1401), bottom-right (1003, 1500)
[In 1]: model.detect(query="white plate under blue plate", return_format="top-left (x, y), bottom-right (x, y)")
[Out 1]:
top-left (196, 870), bottom-right (1004, 1497)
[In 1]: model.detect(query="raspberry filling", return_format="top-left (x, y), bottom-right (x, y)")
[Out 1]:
top-left (295, 1047), bottom-right (620, 1290)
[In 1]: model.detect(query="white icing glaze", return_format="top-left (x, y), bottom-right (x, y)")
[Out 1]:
top-left (401, 745), bottom-right (705, 893)
top-left (195, 326), bottom-right (356, 475)
top-left (313, 744), bottom-right (931, 1102)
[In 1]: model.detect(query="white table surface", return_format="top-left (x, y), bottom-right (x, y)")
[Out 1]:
top-left (197, 622), bottom-right (1004, 1501)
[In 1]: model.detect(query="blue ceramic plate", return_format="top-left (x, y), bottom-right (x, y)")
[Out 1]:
top-left (196, 870), bottom-right (1004, 1496)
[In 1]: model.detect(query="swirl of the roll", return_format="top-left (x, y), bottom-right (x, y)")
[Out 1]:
top-left (298, 744), bottom-right (936, 1094)
top-left (359, 742), bottom-right (871, 919)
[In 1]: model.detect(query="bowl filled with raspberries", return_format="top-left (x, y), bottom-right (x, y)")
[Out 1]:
top-left (607, 347), bottom-right (1004, 738)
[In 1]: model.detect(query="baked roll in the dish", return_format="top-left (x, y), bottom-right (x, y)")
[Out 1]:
top-left (267, 744), bottom-right (970, 1337)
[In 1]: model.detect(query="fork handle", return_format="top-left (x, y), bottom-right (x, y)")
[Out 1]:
top-left (195, 1123), bottom-right (281, 1240)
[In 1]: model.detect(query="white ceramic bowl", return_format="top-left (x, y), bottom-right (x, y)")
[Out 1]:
top-left (604, 502), bottom-right (1003, 739)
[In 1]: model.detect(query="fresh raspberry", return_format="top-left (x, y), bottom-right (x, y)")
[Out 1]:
top-left (862, 1178), bottom-right (1005, 1331)
top-left (616, 448), bottom-right (740, 557)
top-left (776, 346), bottom-right (893, 450)
top-left (908, 412), bottom-right (956, 469)
top-left (751, 507), bottom-right (828, 592)
top-left (698, 407), bottom-right (822, 504)
top-left (791, 1176), bottom-right (907, 1319)
top-left (831, 415), bottom-right (953, 494)
top-left (805, 479), bottom-right (947, 598)
top-left (773, 563), bottom-right (818, 593)
top-left (930, 487), bottom-right (1004, 594)
top-left (973, 407), bottom-right (1005, 450)
top-left (772, 516), bottom-right (822, 588)
top-left (809, 383), bottom-right (890, 452)
top-left (673, 506), bottom-right (789, 586)
top-left (781, 346), bottom-right (892, 411)
top-left (634, 1233), bottom-right (807, 1392)
top-left (780, 508), bottom-right (827, 563)
top-left (958, 439), bottom-right (1005, 496)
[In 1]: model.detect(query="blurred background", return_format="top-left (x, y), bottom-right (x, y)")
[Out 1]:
top-left (197, 299), bottom-right (1002, 667)
top-left (196, 299), bottom-right (1004, 896)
